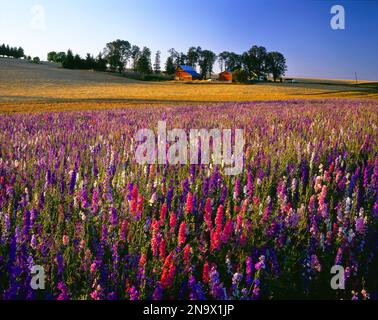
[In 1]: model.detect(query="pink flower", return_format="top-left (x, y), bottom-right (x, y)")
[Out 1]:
top-left (161, 252), bottom-right (175, 288)
top-left (30, 234), bottom-right (37, 249)
top-left (210, 228), bottom-right (221, 251)
top-left (62, 235), bottom-right (69, 246)
top-left (151, 232), bottom-right (160, 257)
top-left (90, 262), bottom-right (97, 274)
top-left (204, 198), bottom-right (213, 230)
top-left (160, 203), bottom-right (167, 224)
top-left (318, 185), bottom-right (328, 218)
top-left (159, 238), bottom-right (166, 260)
top-left (222, 219), bottom-right (234, 243)
top-left (183, 244), bottom-right (191, 269)
top-left (215, 205), bottom-right (224, 230)
top-left (178, 221), bottom-right (186, 246)
top-left (169, 212), bottom-right (177, 233)
top-left (186, 192), bottom-right (193, 214)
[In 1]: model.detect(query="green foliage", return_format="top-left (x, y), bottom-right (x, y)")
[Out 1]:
top-left (135, 47), bottom-right (152, 74)
top-left (47, 51), bottom-right (57, 62)
top-left (104, 39), bottom-right (131, 73)
top-left (242, 45), bottom-right (268, 79)
top-left (130, 45), bottom-right (141, 71)
top-left (232, 69), bottom-right (249, 83)
top-left (165, 56), bottom-right (175, 75)
top-left (48, 51), bottom-right (67, 63)
top-left (0, 43), bottom-right (25, 59)
top-left (187, 46), bottom-right (201, 68)
top-left (198, 49), bottom-right (216, 79)
top-left (266, 52), bottom-right (287, 82)
top-left (154, 51), bottom-right (161, 74)
top-left (122, 70), bottom-right (174, 81)
top-left (61, 49), bottom-right (108, 71)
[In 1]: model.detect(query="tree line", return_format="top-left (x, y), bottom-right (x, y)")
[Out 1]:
top-left (48, 40), bottom-right (287, 82)
top-left (0, 44), bottom-right (24, 59)
top-left (48, 40), bottom-right (153, 74)
top-left (166, 46), bottom-right (287, 82)
top-left (48, 50), bottom-right (108, 71)
top-left (0, 43), bottom-right (41, 63)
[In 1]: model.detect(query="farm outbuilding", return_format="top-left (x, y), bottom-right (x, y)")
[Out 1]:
top-left (219, 70), bottom-right (232, 82)
top-left (175, 65), bottom-right (202, 81)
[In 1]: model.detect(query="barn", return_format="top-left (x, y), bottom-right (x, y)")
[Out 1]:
top-left (219, 70), bottom-right (232, 82)
top-left (175, 65), bottom-right (202, 81)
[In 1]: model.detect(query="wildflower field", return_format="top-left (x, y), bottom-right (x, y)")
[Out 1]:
top-left (0, 99), bottom-right (377, 300)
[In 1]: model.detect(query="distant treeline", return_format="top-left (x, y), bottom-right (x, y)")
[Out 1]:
top-left (49, 40), bottom-right (288, 82)
top-left (48, 50), bottom-right (107, 71)
top-left (0, 43), bottom-right (42, 63)
top-left (0, 44), bottom-right (24, 59)
top-left (48, 40), bottom-right (154, 75)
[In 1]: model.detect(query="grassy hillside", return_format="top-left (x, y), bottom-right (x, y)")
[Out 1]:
top-left (1, 58), bottom-right (377, 113)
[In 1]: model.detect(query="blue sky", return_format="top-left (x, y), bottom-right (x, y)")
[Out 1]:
top-left (1, 0), bottom-right (377, 80)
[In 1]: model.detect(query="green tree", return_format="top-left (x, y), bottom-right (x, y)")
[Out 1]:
top-left (136, 47), bottom-right (152, 74)
top-left (85, 53), bottom-right (95, 69)
top-left (73, 54), bottom-right (83, 69)
top-left (47, 51), bottom-right (57, 62)
top-left (165, 56), bottom-right (175, 75)
top-left (242, 45), bottom-right (267, 79)
top-left (55, 52), bottom-right (66, 63)
top-left (16, 47), bottom-right (24, 59)
top-left (0, 44), bottom-right (5, 56)
top-left (154, 50), bottom-right (161, 73)
top-left (218, 51), bottom-right (229, 72)
top-left (198, 49), bottom-right (216, 79)
top-left (62, 49), bottom-right (74, 69)
top-left (130, 45), bottom-right (140, 71)
top-left (168, 48), bottom-right (180, 68)
top-left (187, 46), bottom-right (200, 67)
top-left (266, 51), bottom-right (287, 82)
top-left (178, 52), bottom-right (188, 65)
top-left (32, 57), bottom-right (40, 64)
top-left (219, 51), bottom-right (242, 72)
top-left (232, 69), bottom-right (249, 82)
top-left (104, 40), bottom-right (131, 73)
top-left (94, 52), bottom-right (107, 72)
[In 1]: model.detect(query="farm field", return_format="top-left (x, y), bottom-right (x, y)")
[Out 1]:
top-left (1, 58), bottom-right (378, 113)
top-left (0, 99), bottom-right (377, 300)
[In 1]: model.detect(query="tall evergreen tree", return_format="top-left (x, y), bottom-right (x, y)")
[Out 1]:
top-left (165, 56), bottom-right (175, 75)
top-left (0, 44), bottom-right (5, 56)
top-left (136, 47), bottom-right (152, 74)
top-left (62, 49), bottom-right (74, 69)
top-left (154, 51), bottom-right (161, 74)
top-left (130, 45), bottom-right (141, 71)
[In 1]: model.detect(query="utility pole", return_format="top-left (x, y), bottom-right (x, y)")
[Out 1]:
top-left (355, 72), bottom-right (358, 85)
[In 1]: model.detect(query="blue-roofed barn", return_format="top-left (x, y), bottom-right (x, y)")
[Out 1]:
top-left (175, 65), bottom-right (202, 81)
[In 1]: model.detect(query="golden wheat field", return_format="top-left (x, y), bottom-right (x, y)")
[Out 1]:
top-left (0, 58), bottom-right (377, 113)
